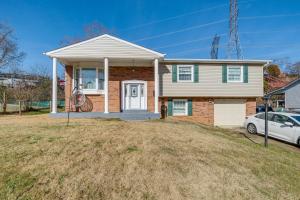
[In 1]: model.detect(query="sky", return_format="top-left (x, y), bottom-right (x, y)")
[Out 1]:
top-left (1, 0), bottom-right (300, 74)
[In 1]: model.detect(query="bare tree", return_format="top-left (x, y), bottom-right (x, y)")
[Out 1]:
top-left (9, 79), bottom-right (34, 115)
top-left (287, 62), bottom-right (300, 78)
top-left (0, 23), bottom-right (25, 68)
top-left (0, 23), bottom-right (25, 113)
top-left (60, 21), bottom-right (111, 46)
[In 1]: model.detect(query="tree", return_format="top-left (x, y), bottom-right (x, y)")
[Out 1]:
top-left (0, 23), bottom-right (25, 68)
top-left (0, 23), bottom-right (25, 113)
top-left (9, 78), bottom-right (34, 114)
top-left (266, 64), bottom-right (281, 77)
top-left (287, 61), bottom-right (300, 78)
top-left (60, 21), bottom-right (111, 46)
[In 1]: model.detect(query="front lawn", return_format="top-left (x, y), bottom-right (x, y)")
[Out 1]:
top-left (0, 115), bottom-right (299, 199)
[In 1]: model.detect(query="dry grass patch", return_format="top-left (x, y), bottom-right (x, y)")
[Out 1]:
top-left (0, 115), bottom-right (299, 200)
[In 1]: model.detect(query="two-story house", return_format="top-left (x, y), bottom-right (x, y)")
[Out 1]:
top-left (45, 34), bottom-right (270, 126)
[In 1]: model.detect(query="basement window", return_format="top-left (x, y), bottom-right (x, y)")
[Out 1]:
top-left (173, 99), bottom-right (188, 116)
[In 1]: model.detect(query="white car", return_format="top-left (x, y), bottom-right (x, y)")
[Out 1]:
top-left (244, 112), bottom-right (300, 146)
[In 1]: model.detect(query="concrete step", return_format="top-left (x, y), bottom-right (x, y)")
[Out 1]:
top-left (49, 112), bottom-right (160, 121)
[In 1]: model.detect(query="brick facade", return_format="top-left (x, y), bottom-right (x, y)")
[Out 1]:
top-left (109, 67), bottom-right (155, 112)
top-left (246, 98), bottom-right (257, 116)
top-left (162, 97), bottom-right (257, 125)
top-left (64, 66), bottom-right (154, 112)
top-left (65, 65), bottom-right (257, 125)
top-left (161, 97), bottom-right (214, 125)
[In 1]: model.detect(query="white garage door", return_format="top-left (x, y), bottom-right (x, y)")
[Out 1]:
top-left (214, 99), bottom-right (246, 126)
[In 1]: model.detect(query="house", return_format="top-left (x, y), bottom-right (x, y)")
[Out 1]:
top-left (0, 73), bottom-right (40, 87)
top-left (266, 78), bottom-right (300, 112)
top-left (45, 34), bottom-right (270, 126)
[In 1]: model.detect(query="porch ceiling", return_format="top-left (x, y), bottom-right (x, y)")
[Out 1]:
top-left (58, 57), bottom-right (156, 67)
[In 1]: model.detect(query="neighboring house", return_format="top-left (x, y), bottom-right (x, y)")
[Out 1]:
top-left (267, 78), bottom-right (300, 112)
top-left (0, 73), bottom-right (40, 87)
top-left (45, 34), bottom-right (270, 126)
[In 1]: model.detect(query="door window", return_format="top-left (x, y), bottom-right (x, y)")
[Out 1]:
top-left (130, 85), bottom-right (138, 97)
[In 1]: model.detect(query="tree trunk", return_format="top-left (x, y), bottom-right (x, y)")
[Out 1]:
top-left (2, 91), bottom-right (7, 113)
top-left (19, 101), bottom-right (22, 116)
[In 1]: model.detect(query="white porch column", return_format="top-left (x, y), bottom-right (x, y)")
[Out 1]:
top-left (154, 58), bottom-right (159, 113)
top-left (51, 57), bottom-right (57, 113)
top-left (104, 57), bottom-right (109, 113)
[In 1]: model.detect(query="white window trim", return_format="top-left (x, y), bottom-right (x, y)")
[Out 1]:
top-left (73, 66), bottom-right (105, 94)
top-left (173, 99), bottom-right (188, 116)
top-left (227, 65), bottom-right (243, 83)
top-left (177, 65), bottom-right (194, 82)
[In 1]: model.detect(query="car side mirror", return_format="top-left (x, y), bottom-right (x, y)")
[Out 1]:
top-left (284, 122), bottom-right (293, 127)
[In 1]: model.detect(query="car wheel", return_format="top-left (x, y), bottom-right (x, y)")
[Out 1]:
top-left (247, 123), bottom-right (257, 134)
top-left (297, 138), bottom-right (300, 147)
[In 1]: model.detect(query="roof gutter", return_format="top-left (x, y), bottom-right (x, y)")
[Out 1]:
top-left (163, 58), bottom-right (272, 64)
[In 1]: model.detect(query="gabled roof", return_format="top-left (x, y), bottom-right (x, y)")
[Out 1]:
top-left (44, 34), bottom-right (165, 59)
top-left (266, 78), bottom-right (300, 96)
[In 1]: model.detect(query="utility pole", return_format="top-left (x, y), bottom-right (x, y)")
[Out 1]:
top-left (227, 0), bottom-right (243, 59)
top-left (210, 34), bottom-right (221, 59)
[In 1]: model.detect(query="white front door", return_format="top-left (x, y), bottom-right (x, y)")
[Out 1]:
top-left (123, 81), bottom-right (147, 110)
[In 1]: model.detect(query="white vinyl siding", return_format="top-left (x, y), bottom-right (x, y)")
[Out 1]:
top-left (227, 66), bottom-right (243, 82)
top-left (173, 99), bottom-right (188, 116)
top-left (49, 35), bottom-right (163, 59)
top-left (160, 64), bottom-right (263, 97)
top-left (177, 65), bottom-right (193, 82)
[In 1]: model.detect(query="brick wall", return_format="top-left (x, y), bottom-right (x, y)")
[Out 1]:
top-left (65, 66), bottom-right (72, 112)
top-left (65, 66), bottom-right (154, 112)
top-left (164, 97), bottom-right (257, 125)
top-left (246, 98), bottom-right (257, 116)
top-left (109, 67), bottom-right (154, 112)
top-left (163, 97), bottom-right (214, 125)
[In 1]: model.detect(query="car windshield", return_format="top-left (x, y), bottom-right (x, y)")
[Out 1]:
top-left (291, 116), bottom-right (300, 123)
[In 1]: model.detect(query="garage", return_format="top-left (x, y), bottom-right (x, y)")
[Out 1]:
top-left (214, 99), bottom-right (246, 126)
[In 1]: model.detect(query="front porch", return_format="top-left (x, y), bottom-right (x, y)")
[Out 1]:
top-left (49, 111), bottom-right (160, 120)
top-left (45, 34), bottom-right (164, 116)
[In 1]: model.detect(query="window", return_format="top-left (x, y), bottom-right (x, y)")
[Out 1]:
top-left (178, 65), bottom-right (193, 82)
top-left (98, 68), bottom-right (104, 90)
top-left (291, 116), bottom-right (300, 124)
top-left (255, 113), bottom-right (274, 120)
top-left (81, 68), bottom-right (96, 89)
top-left (227, 66), bottom-right (243, 82)
top-left (73, 67), bottom-right (104, 91)
top-left (173, 99), bottom-right (187, 116)
top-left (272, 114), bottom-right (295, 125)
